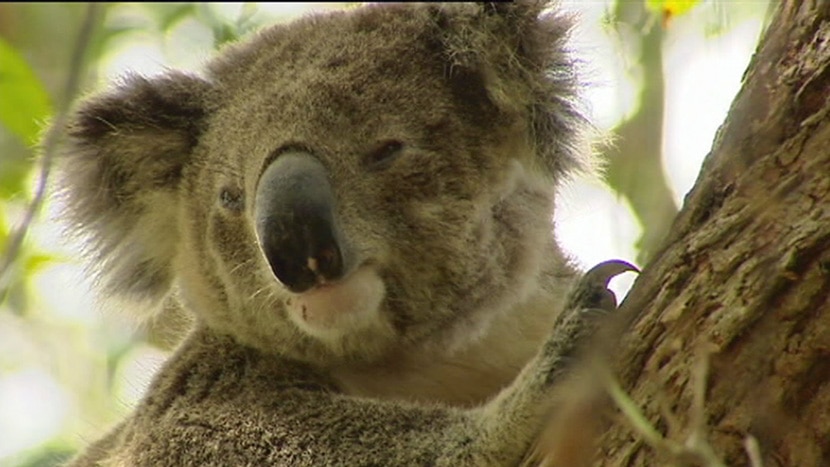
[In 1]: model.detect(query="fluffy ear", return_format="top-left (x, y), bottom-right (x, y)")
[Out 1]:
top-left (437, 0), bottom-right (589, 178)
top-left (57, 72), bottom-right (212, 309)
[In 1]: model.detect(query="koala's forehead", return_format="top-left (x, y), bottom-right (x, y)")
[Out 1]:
top-left (207, 5), bottom-right (454, 129)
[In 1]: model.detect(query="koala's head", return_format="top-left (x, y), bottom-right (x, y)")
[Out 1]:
top-left (58, 1), bottom-right (587, 366)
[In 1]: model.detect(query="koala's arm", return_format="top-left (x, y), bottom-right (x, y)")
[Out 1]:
top-left (74, 333), bottom-right (554, 467)
top-left (69, 261), bottom-right (632, 467)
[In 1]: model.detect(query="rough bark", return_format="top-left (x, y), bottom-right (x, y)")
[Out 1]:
top-left (599, 1), bottom-right (830, 465)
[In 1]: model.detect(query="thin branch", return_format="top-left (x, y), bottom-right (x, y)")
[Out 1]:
top-left (596, 346), bottom-right (730, 467)
top-left (0, 3), bottom-right (102, 300)
top-left (744, 435), bottom-right (764, 467)
top-left (684, 343), bottom-right (724, 467)
top-left (601, 367), bottom-right (681, 457)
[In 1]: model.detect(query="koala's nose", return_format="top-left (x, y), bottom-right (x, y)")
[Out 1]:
top-left (254, 152), bottom-right (350, 293)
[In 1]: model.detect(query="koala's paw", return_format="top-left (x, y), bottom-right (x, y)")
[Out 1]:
top-left (565, 259), bottom-right (639, 315)
top-left (542, 260), bottom-right (638, 383)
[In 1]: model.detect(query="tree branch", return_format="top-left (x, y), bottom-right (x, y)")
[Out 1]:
top-left (0, 3), bottom-right (102, 300)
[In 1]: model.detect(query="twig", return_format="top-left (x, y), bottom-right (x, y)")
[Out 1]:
top-left (684, 343), bottom-right (725, 467)
top-left (744, 435), bottom-right (764, 467)
top-left (656, 391), bottom-right (683, 439)
top-left (596, 344), bottom-right (730, 467)
top-left (601, 367), bottom-right (683, 458)
top-left (0, 3), bottom-right (102, 300)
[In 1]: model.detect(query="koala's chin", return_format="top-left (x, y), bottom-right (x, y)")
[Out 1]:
top-left (284, 266), bottom-right (387, 343)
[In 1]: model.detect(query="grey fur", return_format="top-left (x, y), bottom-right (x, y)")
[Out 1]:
top-left (57, 2), bottom-right (617, 465)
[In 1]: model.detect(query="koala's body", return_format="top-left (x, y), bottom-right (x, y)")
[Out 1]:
top-left (59, 1), bottom-right (630, 465)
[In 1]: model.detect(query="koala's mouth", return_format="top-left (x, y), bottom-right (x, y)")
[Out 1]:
top-left (284, 265), bottom-right (386, 342)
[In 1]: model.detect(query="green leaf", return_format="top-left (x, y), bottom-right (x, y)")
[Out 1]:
top-left (25, 252), bottom-right (57, 274)
top-left (645, 0), bottom-right (700, 17)
top-left (0, 37), bottom-right (52, 146)
top-left (192, 4), bottom-right (241, 47)
top-left (85, 24), bottom-right (140, 65)
top-left (0, 143), bottom-right (33, 199)
top-left (237, 3), bottom-right (259, 27)
top-left (153, 3), bottom-right (197, 32)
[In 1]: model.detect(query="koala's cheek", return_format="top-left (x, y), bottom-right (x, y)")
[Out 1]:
top-left (286, 266), bottom-right (386, 342)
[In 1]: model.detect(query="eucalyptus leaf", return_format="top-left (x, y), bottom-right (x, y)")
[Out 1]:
top-left (0, 37), bottom-right (52, 146)
top-left (645, 0), bottom-right (700, 17)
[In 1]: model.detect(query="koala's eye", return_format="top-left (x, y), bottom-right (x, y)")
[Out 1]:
top-left (219, 187), bottom-right (244, 212)
top-left (363, 140), bottom-right (404, 171)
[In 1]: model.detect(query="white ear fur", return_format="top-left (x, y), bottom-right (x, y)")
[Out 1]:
top-left (58, 72), bottom-right (212, 313)
top-left (437, 0), bottom-right (589, 179)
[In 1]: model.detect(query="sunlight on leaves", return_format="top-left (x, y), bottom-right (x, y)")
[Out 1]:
top-left (0, 38), bottom-right (52, 147)
top-left (646, 0), bottom-right (700, 18)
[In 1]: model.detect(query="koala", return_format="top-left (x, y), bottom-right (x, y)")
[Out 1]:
top-left (57, 1), bottom-right (635, 465)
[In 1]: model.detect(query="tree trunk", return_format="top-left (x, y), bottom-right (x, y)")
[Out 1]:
top-left (599, 1), bottom-right (830, 465)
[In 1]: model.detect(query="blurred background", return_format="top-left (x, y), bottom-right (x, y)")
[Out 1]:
top-left (0, 1), bottom-right (770, 465)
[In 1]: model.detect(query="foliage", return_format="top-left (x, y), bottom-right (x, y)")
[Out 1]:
top-left (0, 36), bottom-right (54, 314)
top-left (645, 0), bottom-right (700, 18)
top-left (0, 37), bottom-right (52, 147)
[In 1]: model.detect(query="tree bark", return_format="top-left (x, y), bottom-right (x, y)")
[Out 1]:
top-left (599, 1), bottom-right (830, 465)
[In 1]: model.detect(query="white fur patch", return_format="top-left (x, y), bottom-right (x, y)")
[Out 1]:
top-left (286, 266), bottom-right (386, 343)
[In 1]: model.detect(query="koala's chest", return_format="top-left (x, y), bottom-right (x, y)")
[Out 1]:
top-left (329, 297), bottom-right (559, 407)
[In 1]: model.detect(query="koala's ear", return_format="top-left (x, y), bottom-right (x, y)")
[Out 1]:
top-left (58, 72), bottom-right (212, 309)
top-left (437, 0), bottom-right (589, 178)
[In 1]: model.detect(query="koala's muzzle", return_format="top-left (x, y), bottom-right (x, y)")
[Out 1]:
top-left (254, 152), bottom-right (351, 293)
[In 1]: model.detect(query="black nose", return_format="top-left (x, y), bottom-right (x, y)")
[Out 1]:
top-left (254, 152), bottom-right (349, 293)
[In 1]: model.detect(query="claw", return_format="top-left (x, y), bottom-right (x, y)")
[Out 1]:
top-left (582, 260), bottom-right (639, 288)
top-left (567, 259), bottom-right (639, 313)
